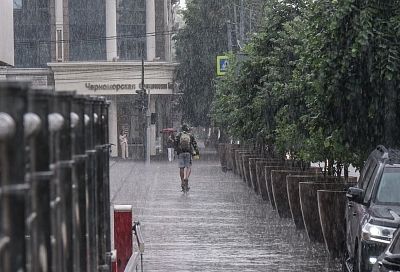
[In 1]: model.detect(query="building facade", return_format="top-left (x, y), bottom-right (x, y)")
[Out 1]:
top-left (13, 0), bottom-right (176, 66)
top-left (9, 0), bottom-right (181, 158)
top-left (0, 0), bottom-right (14, 66)
top-left (48, 61), bottom-right (178, 158)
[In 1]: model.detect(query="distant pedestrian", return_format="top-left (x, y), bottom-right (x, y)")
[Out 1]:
top-left (175, 124), bottom-right (199, 192)
top-left (119, 130), bottom-right (128, 159)
top-left (167, 132), bottom-right (175, 162)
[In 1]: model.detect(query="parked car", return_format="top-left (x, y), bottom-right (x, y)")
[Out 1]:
top-left (344, 145), bottom-right (400, 272)
top-left (373, 229), bottom-right (400, 271)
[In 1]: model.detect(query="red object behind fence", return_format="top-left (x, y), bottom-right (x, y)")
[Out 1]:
top-left (113, 205), bottom-right (133, 272)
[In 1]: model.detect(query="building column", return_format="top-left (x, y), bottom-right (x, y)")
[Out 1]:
top-left (146, 0), bottom-right (156, 61)
top-left (109, 97), bottom-right (118, 157)
top-left (0, 0), bottom-right (14, 66)
top-left (106, 0), bottom-right (117, 61)
top-left (165, 0), bottom-right (171, 61)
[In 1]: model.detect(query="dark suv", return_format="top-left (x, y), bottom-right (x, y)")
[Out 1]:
top-left (344, 146), bottom-right (400, 272)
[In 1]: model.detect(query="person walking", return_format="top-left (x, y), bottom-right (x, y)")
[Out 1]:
top-left (174, 124), bottom-right (199, 192)
top-left (119, 130), bottom-right (129, 159)
top-left (166, 132), bottom-right (175, 162)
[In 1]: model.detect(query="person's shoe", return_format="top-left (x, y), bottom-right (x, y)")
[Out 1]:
top-left (183, 179), bottom-right (189, 192)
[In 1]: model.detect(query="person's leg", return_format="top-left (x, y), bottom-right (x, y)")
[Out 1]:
top-left (168, 148), bottom-right (173, 162)
top-left (184, 166), bottom-right (191, 180)
top-left (179, 168), bottom-right (185, 182)
top-left (185, 154), bottom-right (192, 179)
top-left (182, 167), bottom-right (190, 191)
top-left (121, 144), bottom-right (125, 159)
top-left (178, 153), bottom-right (185, 189)
top-left (186, 167), bottom-right (192, 179)
top-left (183, 154), bottom-right (192, 190)
top-left (124, 143), bottom-right (128, 159)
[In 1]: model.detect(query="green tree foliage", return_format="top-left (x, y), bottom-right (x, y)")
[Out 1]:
top-left (212, 51), bottom-right (267, 143)
top-left (174, 0), bottom-right (230, 126)
top-left (213, 0), bottom-right (306, 148)
top-left (302, 0), bottom-right (400, 168)
top-left (211, 0), bottom-right (400, 171)
top-left (174, 0), bottom-right (265, 127)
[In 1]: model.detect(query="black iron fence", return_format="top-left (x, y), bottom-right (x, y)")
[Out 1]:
top-left (0, 81), bottom-right (112, 272)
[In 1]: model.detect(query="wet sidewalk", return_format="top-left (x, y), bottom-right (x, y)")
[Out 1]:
top-left (110, 153), bottom-right (341, 272)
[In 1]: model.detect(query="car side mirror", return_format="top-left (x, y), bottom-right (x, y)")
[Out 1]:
top-left (346, 187), bottom-right (364, 204)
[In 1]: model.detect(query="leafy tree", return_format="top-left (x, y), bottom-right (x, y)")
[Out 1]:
top-left (175, 0), bottom-right (266, 127)
top-left (174, 0), bottom-right (230, 126)
top-left (212, 51), bottom-right (267, 143)
top-left (302, 0), bottom-right (400, 168)
top-left (212, 0), bottom-right (305, 148)
top-left (212, 0), bottom-right (400, 173)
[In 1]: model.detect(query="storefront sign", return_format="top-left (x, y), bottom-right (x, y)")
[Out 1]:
top-left (85, 83), bottom-right (137, 92)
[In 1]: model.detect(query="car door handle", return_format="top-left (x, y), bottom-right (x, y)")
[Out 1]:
top-left (352, 211), bottom-right (357, 216)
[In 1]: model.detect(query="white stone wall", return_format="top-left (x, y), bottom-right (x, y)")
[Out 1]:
top-left (0, 0), bottom-right (14, 66)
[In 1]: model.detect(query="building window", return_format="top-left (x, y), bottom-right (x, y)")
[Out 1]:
top-left (14, 0), bottom-right (51, 67)
top-left (117, 0), bottom-right (146, 60)
top-left (68, 0), bottom-right (107, 61)
top-left (13, 0), bottom-right (22, 9)
top-left (56, 29), bottom-right (63, 61)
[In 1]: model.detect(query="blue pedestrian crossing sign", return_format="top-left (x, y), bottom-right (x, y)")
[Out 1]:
top-left (217, 56), bottom-right (229, 76)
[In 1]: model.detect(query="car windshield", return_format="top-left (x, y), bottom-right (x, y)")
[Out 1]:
top-left (376, 167), bottom-right (400, 205)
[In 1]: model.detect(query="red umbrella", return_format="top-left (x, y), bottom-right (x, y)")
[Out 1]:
top-left (160, 128), bottom-right (176, 133)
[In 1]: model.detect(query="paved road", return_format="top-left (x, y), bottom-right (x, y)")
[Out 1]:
top-left (110, 152), bottom-right (341, 272)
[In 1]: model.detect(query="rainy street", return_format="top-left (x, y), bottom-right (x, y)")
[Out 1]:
top-left (2, 0), bottom-right (400, 271)
top-left (110, 146), bottom-right (342, 272)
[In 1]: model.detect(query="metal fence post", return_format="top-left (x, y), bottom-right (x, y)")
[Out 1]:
top-left (85, 97), bottom-right (98, 272)
top-left (26, 88), bottom-right (54, 272)
top-left (51, 91), bottom-right (75, 272)
top-left (0, 81), bottom-right (29, 272)
top-left (103, 100), bottom-right (112, 269)
top-left (72, 95), bottom-right (88, 272)
top-left (93, 97), bottom-right (107, 271)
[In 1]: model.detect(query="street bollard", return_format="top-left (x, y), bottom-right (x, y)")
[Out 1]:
top-left (26, 87), bottom-right (54, 272)
top-left (0, 81), bottom-right (29, 272)
top-left (71, 95), bottom-right (89, 272)
top-left (113, 205), bottom-right (133, 272)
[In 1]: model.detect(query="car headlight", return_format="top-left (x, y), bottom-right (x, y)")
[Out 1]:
top-left (361, 222), bottom-right (396, 244)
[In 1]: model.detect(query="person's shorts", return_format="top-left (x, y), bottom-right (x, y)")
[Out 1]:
top-left (178, 152), bottom-right (192, 168)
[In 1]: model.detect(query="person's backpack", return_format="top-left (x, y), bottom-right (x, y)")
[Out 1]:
top-left (179, 132), bottom-right (191, 152)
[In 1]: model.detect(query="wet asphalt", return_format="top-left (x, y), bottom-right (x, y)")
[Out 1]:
top-left (110, 150), bottom-right (342, 272)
